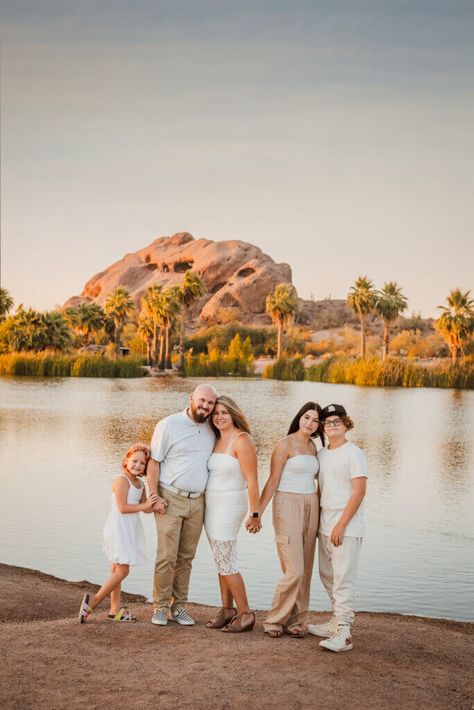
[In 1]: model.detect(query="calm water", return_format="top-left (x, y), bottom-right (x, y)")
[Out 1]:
top-left (1, 376), bottom-right (473, 621)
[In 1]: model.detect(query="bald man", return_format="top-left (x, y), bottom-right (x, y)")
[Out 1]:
top-left (147, 384), bottom-right (218, 626)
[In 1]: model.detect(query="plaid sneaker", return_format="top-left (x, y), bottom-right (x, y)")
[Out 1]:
top-left (151, 609), bottom-right (168, 626)
top-left (171, 608), bottom-right (195, 626)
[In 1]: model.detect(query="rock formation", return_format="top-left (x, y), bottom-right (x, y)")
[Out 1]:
top-left (65, 232), bottom-right (292, 325)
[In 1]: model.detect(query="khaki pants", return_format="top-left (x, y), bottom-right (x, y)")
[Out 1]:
top-left (153, 486), bottom-right (204, 613)
top-left (318, 533), bottom-right (362, 625)
top-left (264, 491), bottom-right (319, 632)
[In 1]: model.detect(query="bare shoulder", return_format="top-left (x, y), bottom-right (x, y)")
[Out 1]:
top-left (112, 475), bottom-right (129, 492)
top-left (272, 436), bottom-right (292, 457)
top-left (234, 431), bottom-right (256, 452)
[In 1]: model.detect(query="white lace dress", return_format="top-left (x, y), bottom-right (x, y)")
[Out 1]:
top-left (103, 473), bottom-right (147, 566)
top-left (205, 435), bottom-right (248, 576)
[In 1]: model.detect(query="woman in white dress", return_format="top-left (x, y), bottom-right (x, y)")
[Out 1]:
top-left (259, 402), bottom-right (324, 638)
top-left (205, 396), bottom-right (261, 633)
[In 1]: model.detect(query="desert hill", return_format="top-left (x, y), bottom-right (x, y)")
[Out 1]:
top-left (65, 231), bottom-right (353, 327)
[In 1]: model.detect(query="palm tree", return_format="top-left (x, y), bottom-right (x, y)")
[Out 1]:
top-left (65, 303), bottom-right (105, 346)
top-left (137, 307), bottom-right (154, 366)
top-left (142, 285), bottom-right (165, 369)
top-left (104, 287), bottom-right (135, 354)
top-left (435, 289), bottom-right (474, 364)
top-left (347, 276), bottom-right (377, 358)
top-left (176, 271), bottom-right (206, 372)
top-left (375, 282), bottom-right (408, 359)
top-left (41, 311), bottom-right (73, 351)
top-left (161, 287), bottom-right (181, 370)
top-left (265, 283), bottom-right (299, 359)
top-left (0, 288), bottom-right (14, 320)
top-left (9, 307), bottom-right (46, 351)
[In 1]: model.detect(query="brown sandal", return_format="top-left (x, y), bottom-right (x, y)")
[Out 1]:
top-left (206, 607), bottom-right (236, 629)
top-left (264, 629), bottom-right (283, 638)
top-left (285, 626), bottom-right (305, 638)
top-left (221, 612), bottom-right (255, 633)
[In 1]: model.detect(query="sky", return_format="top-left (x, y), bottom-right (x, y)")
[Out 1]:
top-left (1, 0), bottom-right (473, 317)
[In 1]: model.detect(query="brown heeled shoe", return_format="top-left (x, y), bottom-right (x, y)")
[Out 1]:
top-left (206, 607), bottom-right (237, 629)
top-left (221, 611), bottom-right (255, 633)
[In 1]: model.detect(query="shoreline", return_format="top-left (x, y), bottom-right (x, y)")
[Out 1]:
top-left (1, 563), bottom-right (473, 709)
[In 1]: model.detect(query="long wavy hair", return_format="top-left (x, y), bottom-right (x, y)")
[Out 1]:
top-left (287, 401), bottom-right (325, 446)
top-left (211, 395), bottom-right (251, 438)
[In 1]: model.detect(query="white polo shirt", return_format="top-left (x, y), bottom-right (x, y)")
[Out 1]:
top-left (318, 441), bottom-right (368, 538)
top-left (150, 409), bottom-right (215, 493)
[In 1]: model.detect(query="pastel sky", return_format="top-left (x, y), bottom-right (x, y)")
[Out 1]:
top-left (1, 0), bottom-right (473, 317)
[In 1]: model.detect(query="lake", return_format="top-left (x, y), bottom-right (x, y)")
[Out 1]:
top-left (1, 376), bottom-right (473, 621)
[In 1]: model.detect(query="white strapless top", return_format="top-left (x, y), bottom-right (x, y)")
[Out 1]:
top-left (277, 454), bottom-right (319, 494)
top-left (206, 453), bottom-right (248, 492)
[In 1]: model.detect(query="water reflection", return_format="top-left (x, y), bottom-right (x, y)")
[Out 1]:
top-left (1, 376), bottom-right (473, 620)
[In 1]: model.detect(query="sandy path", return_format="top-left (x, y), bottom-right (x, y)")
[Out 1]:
top-left (0, 564), bottom-right (472, 709)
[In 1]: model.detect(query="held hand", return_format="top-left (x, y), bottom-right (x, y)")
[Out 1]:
top-left (330, 522), bottom-right (346, 547)
top-left (144, 493), bottom-right (159, 510)
top-left (246, 515), bottom-right (262, 534)
top-left (152, 496), bottom-right (167, 514)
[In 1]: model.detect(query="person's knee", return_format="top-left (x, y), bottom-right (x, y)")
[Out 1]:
top-left (117, 565), bottom-right (129, 579)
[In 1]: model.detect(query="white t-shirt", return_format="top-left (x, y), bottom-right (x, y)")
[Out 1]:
top-left (318, 441), bottom-right (368, 538)
top-left (150, 409), bottom-right (215, 493)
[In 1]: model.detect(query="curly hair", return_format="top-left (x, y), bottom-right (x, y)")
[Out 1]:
top-left (121, 443), bottom-right (150, 476)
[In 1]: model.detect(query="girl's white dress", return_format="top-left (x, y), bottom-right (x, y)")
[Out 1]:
top-left (205, 433), bottom-right (248, 576)
top-left (103, 473), bottom-right (147, 566)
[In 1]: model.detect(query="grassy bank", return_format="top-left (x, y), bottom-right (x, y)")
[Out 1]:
top-left (263, 356), bottom-right (474, 389)
top-left (0, 352), bottom-right (145, 378)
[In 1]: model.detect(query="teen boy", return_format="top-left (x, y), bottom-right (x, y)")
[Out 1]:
top-left (308, 403), bottom-right (368, 652)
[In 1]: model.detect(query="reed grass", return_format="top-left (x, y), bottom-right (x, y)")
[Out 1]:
top-left (305, 357), bottom-right (474, 389)
top-left (184, 354), bottom-right (254, 377)
top-left (263, 356), bottom-right (306, 381)
top-left (0, 352), bottom-right (145, 378)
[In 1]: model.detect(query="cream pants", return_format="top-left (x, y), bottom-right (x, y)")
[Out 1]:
top-left (318, 533), bottom-right (362, 626)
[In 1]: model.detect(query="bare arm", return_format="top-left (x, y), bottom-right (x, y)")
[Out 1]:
top-left (330, 477), bottom-right (367, 546)
top-left (146, 459), bottom-right (166, 514)
top-left (258, 440), bottom-right (289, 515)
top-left (235, 434), bottom-right (260, 514)
top-left (140, 484), bottom-right (156, 514)
top-left (114, 477), bottom-right (158, 514)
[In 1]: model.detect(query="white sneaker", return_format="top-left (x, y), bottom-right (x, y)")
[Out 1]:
top-left (307, 615), bottom-right (338, 638)
top-left (319, 624), bottom-right (353, 652)
top-left (151, 610), bottom-right (168, 626)
top-left (171, 608), bottom-right (195, 626)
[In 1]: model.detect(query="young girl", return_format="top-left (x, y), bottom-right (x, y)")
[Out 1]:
top-left (78, 443), bottom-right (158, 623)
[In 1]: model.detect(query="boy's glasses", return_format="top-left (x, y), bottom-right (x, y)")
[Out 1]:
top-left (324, 419), bottom-right (343, 428)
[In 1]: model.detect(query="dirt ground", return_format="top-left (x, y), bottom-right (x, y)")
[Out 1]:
top-left (0, 564), bottom-right (473, 710)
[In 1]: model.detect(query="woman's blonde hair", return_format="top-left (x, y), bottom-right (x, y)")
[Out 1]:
top-left (122, 443), bottom-right (150, 476)
top-left (211, 396), bottom-right (251, 437)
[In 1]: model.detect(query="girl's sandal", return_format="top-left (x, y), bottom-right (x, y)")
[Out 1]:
top-left (107, 608), bottom-right (137, 622)
top-left (79, 593), bottom-right (94, 624)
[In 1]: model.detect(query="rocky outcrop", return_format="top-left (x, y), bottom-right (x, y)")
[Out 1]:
top-left (65, 232), bottom-right (292, 324)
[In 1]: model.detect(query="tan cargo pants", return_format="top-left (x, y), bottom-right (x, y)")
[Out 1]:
top-left (153, 486), bottom-right (205, 613)
top-left (264, 491), bottom-right (319, 633)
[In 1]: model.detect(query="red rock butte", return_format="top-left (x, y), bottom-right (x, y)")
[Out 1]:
top-left (65, 232), bottom-right (293, 324)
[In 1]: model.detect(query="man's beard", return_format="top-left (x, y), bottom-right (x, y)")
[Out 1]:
top-left (190, 401), bottom-right (211, 423)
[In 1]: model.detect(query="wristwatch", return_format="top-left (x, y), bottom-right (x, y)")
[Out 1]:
top-left (252, 512), bottom-right (260, 518)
